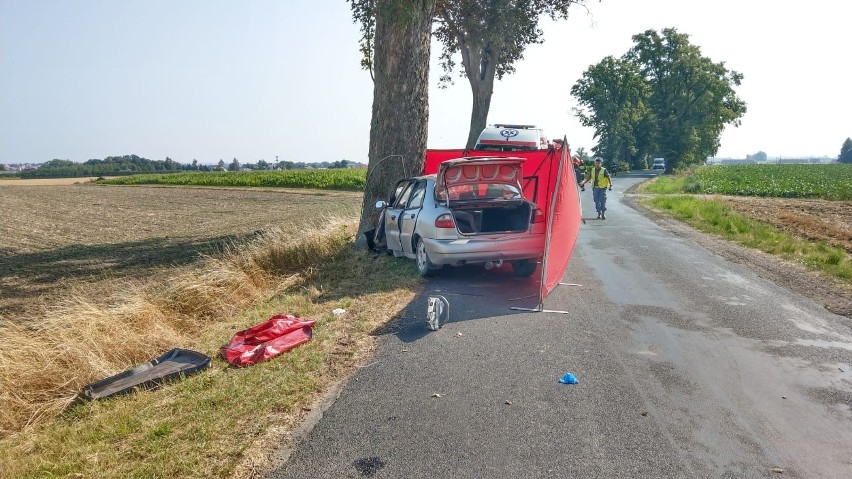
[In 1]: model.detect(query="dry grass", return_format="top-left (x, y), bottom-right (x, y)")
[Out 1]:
top-left (0, 214), bottom-right (420, 478)
top-left (0, 218), bottom-right (350, 435)
top-left (0, 184), bottom-right (421, 477)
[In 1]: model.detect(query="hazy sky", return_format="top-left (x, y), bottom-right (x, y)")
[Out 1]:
top-left (2, 0), bottom-right (850, 165)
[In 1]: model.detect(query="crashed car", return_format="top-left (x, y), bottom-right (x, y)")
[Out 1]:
top-left (372, 157), bottom-right (545, 277)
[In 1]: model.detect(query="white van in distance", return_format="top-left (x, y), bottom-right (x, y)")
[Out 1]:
top-left (474, 124), bottom-right (547, 152)
top-left (652, 158), bottom-right (665, 170)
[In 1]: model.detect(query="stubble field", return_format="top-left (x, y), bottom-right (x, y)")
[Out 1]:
top-left (0, 184), bottom-right (363, 317)
top-left (719, 196), bottom-right (852, 253)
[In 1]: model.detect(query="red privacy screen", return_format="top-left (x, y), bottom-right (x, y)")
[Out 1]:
top-left (424, 149), bottom-right (560, 218)
top-left (424, 147), bottom-right (582, 302)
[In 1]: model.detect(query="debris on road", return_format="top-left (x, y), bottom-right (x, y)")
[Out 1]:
top-left (432, 393), bottom-right (442, 398)
top-left (559, 371), bottom-right (579, 384)
top-left (771, 467), bottom-right (784, 473)
top-left (427, 295), bottom-right (449, 331)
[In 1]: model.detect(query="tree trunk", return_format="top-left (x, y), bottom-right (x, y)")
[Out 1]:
top-left (355, 0), bottom-right (436, 248)
top-left (461, 44), bottom-right (499, 149)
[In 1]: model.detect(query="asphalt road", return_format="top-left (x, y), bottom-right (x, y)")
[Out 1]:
top-left (268, 173), bottom-right (852, 479)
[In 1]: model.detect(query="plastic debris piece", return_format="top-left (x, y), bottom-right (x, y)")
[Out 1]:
top-left (82, 348), bottom-right (211, 399)
top-left (432, 393), bottom-right (442, 398)
top-left (771, 467), bottom-right (784, 473)
top-left (559, 372), bottom-right (579, 384)
top-left (505, 400), bottom-right (512, 405)
top-left (426, 296), bottom-right (449, 331)
top-left (332, 308), bottom-right (346, 316)
top-left (641, 411), bottom-right (648, 416)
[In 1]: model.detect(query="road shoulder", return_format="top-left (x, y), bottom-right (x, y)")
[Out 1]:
top-left (623, 190), bottom-right (852, 320)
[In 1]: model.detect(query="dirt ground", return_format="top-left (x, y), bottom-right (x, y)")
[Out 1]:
top-left (0, 184), bottom-right (362, 316)
top-left (0, 177), bottom-right (112, 186)
top-left (718, 196), bottom-right (852, 253)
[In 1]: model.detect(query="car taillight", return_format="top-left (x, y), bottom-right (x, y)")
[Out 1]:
top-left (435, 213), bottom-right (456, 229)
top-left (533, 209), bottom-right (545, 223)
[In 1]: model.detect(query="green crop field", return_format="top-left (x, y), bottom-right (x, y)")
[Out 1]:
top-left (690, 164), bottom-right (852, 200)
top-left (98, 169), bottom-right (367, 191)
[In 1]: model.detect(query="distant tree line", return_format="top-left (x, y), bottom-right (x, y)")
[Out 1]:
top-left (17, 155), bottom-right (363, 178)
top-left (18, 155), bottom-right (188, 178)
top-left (236, 159), bottom-right (359, 170)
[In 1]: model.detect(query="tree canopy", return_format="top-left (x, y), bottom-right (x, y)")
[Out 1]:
top-left (18, 155), bottom-right (195, 178)
top-left (571, 55), bottom-right (651, 169)
top-left (572, 28), bottom-right (747, 173)
top-left (352, 0), bottom-right (588, 148)
top-left (434, 0), bottom-right (586, 147)
top-left (839, 137), bottom-right (852, 164)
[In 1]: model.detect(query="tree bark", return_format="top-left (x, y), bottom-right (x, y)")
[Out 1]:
top-left (461, 43), bottom-right (499, 149)
top-left (356, 0), bottom-right (436, 247)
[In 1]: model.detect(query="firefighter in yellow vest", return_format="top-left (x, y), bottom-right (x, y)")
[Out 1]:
top-left (580, 157), bottom-right (613, 219)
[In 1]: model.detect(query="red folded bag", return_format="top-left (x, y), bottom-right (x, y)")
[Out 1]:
top-left (221, 313), bottom-right (316, 367)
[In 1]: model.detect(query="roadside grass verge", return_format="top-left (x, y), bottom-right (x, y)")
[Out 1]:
top-left (97, 169), bottom-right (367, 191)
top-left (638, 174), bottom-right (690, 194)
top-left (642, 196), bottom-right (852, 282)
top-left (0, 218), bottom-right (421, 478)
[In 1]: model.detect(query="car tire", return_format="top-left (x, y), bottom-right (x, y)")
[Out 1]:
top-left (415, 238), bottom-right (438, 277)
top-left (511, 259), bottom-right (537, 278)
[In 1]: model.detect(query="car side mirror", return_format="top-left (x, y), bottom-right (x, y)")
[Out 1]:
top-left (375, 200), bottom-right (388, 209)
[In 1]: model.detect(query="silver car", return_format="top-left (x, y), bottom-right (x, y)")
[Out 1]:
top-left (373, 157), bottom-right (545, 277)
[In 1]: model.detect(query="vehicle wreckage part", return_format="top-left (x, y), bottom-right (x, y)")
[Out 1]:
top-left (426, 295), bottom-right (449, 331)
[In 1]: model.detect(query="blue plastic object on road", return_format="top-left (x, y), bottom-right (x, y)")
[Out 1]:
top-left (559, 372), bottom-right (579, 384)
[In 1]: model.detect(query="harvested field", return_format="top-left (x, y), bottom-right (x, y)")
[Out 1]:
top-left (0, 184), bottom-right (362, 316)
top-left (718, 196), bottom-right (852, 253)
top-left (0, 177), bottom-right (109, 186)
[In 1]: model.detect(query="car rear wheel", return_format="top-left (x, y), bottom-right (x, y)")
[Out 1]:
top-left (511, 259), bottom-right (537, 278)
top-left (415, 238), bottom-right (438, 277)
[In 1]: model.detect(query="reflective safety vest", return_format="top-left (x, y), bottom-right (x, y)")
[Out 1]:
top-left (589, 167), bottom-right (611, 188)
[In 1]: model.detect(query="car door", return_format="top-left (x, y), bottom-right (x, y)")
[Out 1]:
top-left (384, 180), bottom-right (415, 253)
top-left (398, 180), bottom-right (426, 253)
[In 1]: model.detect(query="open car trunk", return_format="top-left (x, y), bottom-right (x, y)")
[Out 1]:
top-left (450, 201), bottom-right (532, 234)
top-left (437, 157), bottom-right (533, 235)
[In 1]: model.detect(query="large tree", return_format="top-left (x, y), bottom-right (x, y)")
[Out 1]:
top-left (571, 55), bottom-right (651, 169)
top-left (350, 0), bottom-right (436, 246)
top-left (434, 0), bottom-right (586, 148)
top-left (625, 28), bottom-right (746, 173)
top-left (839, 137), bottom-right (852, 164)
top-left (572, 28), bottom-right (747, 173)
